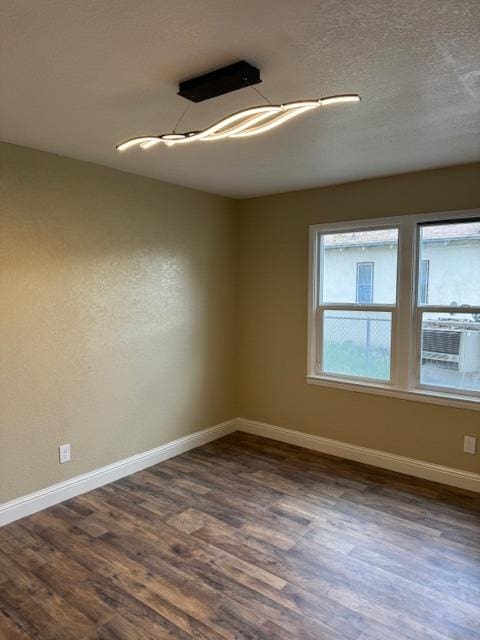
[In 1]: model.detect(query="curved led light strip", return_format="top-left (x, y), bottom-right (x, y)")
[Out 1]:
top-left (232, 103), bottom-right (318, 138)
top-left (116, 94), bottom-right (360, 150)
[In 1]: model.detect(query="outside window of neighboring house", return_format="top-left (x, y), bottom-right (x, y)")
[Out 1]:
top-left (356, 262), bottom-right (374, 303)
top-left (419, 259), bottom-right (429, 304)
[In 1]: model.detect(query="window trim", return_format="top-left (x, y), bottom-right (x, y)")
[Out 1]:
top-left (307, 208), bottom-right (480, 412)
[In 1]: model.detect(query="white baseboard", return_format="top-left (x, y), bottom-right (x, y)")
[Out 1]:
top-left (0, 419), bottom-right (236, 527)
top-left (237, 418), bottom-right (480, 493)
top-left (2, 416), bottom-right (478, 528)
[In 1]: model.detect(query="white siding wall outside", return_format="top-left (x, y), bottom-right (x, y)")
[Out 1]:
top-left (323, 245), bottom-right (397, 304)
top-left (323, 241), bottom-right (480, 306)
top-left (421, 243), bottom-right (480, 306)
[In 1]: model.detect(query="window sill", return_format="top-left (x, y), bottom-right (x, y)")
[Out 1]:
top-left (306, 375), bottom-right (480, 412)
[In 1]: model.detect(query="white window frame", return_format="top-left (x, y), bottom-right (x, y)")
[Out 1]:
top-left (307, 208), bottom-right (480, 412)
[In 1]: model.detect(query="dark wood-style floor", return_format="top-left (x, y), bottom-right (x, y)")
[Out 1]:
top-left (0, 432), bottom-right (479, 640)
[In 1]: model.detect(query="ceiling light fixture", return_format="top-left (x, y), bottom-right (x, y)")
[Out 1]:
top-left (116, 61), bottom-right (361, 151)
top-left (320, 95), bottom-right (361, 106)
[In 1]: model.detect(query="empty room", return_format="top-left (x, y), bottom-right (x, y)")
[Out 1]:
top-left (1, 1), bottom-right (480, 638)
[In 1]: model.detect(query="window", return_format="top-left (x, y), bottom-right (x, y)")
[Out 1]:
top-left (416, 220), bottom-right (480, 397)
top-left (356, 262), bottom-right (374, 303)
top-left (315, 228), bottom-right (398, 384)
top-left (308, 210), bottom-right (480, 409)
top-left (419, 260), bottom-right (429, 304)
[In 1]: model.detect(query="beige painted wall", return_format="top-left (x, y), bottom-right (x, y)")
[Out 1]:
top-left (238, 164), bottom-right (480, 474)
top-left (0, 142), bottom-right (237, 504)
top-left (1, 144), bottom-right (479, 507)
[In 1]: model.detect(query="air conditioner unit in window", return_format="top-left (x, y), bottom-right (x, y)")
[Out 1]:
top-left (422, 328), bottom-right (480, 373)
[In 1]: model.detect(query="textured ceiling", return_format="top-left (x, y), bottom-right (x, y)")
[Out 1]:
top-left (1, 0), bottom-right (479, 198)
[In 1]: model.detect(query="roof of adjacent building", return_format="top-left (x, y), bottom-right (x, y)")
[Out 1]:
top-left (323, 222), bottom-right (480, 248)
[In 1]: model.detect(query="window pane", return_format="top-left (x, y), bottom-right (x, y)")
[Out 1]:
top-left (418, 221), bottom-right (480, 306)
top-left (321, 228), bottom-right (398, 304)
top-left (322, 311), bottom-right (392, 380)
top-left (420, 312), bottom-right (480, 393)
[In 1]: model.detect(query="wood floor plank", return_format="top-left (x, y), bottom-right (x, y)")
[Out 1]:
top-left (1, 432), bottom-right (479, 639)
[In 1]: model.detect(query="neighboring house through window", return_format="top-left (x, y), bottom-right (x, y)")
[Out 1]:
top-left (356, 262), bottom-right (374, 303)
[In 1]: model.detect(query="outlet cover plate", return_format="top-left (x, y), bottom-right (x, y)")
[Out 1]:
top-left (59, 443), bottom-right (71, 464)
top-left (464, 435), bottom-right (477, 455)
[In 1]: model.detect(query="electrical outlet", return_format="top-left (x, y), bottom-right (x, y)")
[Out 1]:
top-left (59, 443), bottom-right (71, 464)
top-left (464, 435), bottom-right (477, 455)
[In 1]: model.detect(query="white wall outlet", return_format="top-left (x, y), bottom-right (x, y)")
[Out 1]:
top-left (463, 435), bottom-right (477, 455)
top-left (59, 443), bottom-right (71, 464)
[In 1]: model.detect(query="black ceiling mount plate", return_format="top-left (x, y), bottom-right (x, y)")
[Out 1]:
top-left (178, 60), bottom-right (261, 103)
